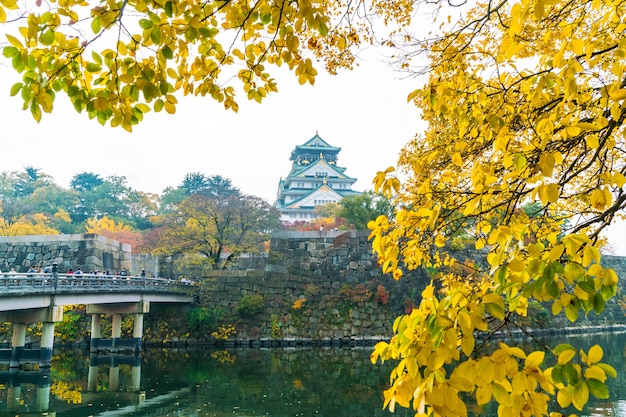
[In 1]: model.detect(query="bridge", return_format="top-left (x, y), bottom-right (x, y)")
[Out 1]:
top-left (0, 273), bottom-right (194, 368)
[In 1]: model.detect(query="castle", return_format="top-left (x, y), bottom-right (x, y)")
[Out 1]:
top-left (274, 133), bottom-right (361, 222)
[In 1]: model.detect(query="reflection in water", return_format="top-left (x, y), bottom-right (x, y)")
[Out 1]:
top-left (0, 332), bottom-right (625, 416)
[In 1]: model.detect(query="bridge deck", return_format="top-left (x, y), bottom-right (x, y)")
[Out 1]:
top-left (0, 274), bottom-right (195, 311)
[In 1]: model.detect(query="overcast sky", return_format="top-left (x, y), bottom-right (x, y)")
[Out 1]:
top-left (0, 49), bottom-right (422, 204)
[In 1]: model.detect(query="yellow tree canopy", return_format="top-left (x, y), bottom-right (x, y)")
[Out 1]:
top-left (0, 0), bottom-right (383, 131)
top-left (0, 213), bottom-right (58, 235)
top-left (85, 215), bottom-right (131, 233)
top-left (370, 0), bottom-right (626, 416)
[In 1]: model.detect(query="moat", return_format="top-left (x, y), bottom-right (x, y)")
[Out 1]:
top-left (2, 332), bottom-right (626, 417)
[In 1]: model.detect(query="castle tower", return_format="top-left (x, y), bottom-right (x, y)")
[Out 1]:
top-left (274, 133), bottom-right (361, 222)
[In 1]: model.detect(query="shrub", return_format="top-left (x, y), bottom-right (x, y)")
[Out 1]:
top-left (187, 307), bottom-right (225, 333)
top-left (375, 285), bottom-right (390, 305)
top-left (236, 294), bottom-right (265, 317)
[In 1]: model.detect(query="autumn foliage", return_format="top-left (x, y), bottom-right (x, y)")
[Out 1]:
top-left (369, 0), bottom-right (625, 415)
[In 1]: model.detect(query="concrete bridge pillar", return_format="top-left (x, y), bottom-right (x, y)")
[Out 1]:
top-left (36, 384), bottom-right (51, 411)
top-left (133, 312), bottom-right (144, 350)
top-left (6, 385), bottom-right (21, 410)
top-left (131, 364), bottom-right (142, 390)
top-left (88, 364), bottom-right (98, 391)
top-left (10, 323), bottom-right (27, 368)
top-left (112, 313), bottom-right (122, 352)
top-left (109, 365), bottom-right (120, 391)
top-left (40, 321), bottom-right (55, 367)
top-left (90, 314), bottom-right (102, 352)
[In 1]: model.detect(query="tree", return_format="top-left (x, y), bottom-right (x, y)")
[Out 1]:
top-left (181, 172), bottom-right (209, 196)
top-left (12, 166), bottom-right (52, 197)
top-left (70, 172), bottom-right (104, 193)
top-left (69, 175), bottom-right (141, 224)
top-left (1, 0), bottom-right (368, 131)
top-left (203, 175), bottom-right (241, 199)
top-left (369, 0), bottom-right (625, 416)
top-left (156, 192), bottom-right (280, 268)
top-left (338, 191), bottom-right (392, 230)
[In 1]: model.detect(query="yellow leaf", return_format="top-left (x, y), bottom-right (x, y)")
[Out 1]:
top-left (452, 152), bottom-right (463, 167)
top-left (557, 388), bottom-right (572, 408)
top-left (582, 245), bottom-right (600, 267)
top-left (508, 258), bottom-right (526, 272)
top-left (609, 89), bottom-right (626, 101)
top-left (461, 333), bottom-right (475, 357)
top-left (492, 382), bottom-right (512, 406)
top-left (476, 384), bottom-right (493, 405)
top-left (537, 183), bottom-right (560, 204)
top-left (557, 349), bottom-right (576, 365)
top-left (94, 96), bottom-right (109, 112)
top-left (571, 381), bottom-right (589, 410)
top-left (525, 351), bottom-right (545, 369)
top-left (6, 33), bottom-right (23, 48)
top-left (586, 345), bottom-right (603, 364)
top-left (544, 245), bottom-right (563, 264)
top-left (584, 365), bottom-right (607, 382)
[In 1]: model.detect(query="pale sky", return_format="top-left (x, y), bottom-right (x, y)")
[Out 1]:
top-left (0, 50), bottom-right (421, 205)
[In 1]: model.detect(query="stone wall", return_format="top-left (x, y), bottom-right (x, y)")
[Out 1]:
top-left (0, 234), bottom-right (132, 273)
top-left (182, 230), bottom-right (430, 342)
top-left (173, 232), bottom-right (626, 343)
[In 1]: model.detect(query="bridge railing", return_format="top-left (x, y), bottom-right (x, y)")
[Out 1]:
top-left (0, 273), bottom-right (194, 293)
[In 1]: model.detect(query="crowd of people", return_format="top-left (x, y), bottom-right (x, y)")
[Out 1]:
top-left (2, 266), bottom-right (139, 277)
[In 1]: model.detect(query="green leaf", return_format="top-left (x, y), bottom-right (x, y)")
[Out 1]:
top-left (91, 16), bottom-right (101, 34)
top-left (553, 344), bottom-right (576, 355)
top-left (593, 293), bottom-right (605, 314)
top-left (67, 85), bottom-right (79, 97)
top-left (164, 1), bottom-right (172, 18)
top-left (319, 22), bottom-right (328, 37)
top-left (577, 280), bottom-right (595, 294)
top-left (161, 45), bottom-right (173, 59)
top-left (27, 54), bottom-right (36, 70)
top-left (154, 98), bottom-right (164, 112)
top-left (261, 13), bottom-right (271, 24)
top-left (587, 379), bottom-right (609, 399)
top-left (150, 27), bottom-right (162, 44)
top-left (12, 52), bottom-right (24, 71)
top-left (40, 29), bottom-right (55, 46)
top-left (563, 363), bottom-right (580, 385)
top-left (10, 82), bottom-right (22, 96)
top-left (85, 63), bottom-right (102, 72)
top-left (597, 363), bottom-right (617, 378)
top-left (92, 51), bottom-right (103, 65)
top-left (2, 46), bottom-right (18, 58)
top-left (551, 364), bottom-right (564, 384)
top-left (546, 280), bottom-right (560, 298)
top-left (139, 19), bottom-right (153, 29)
top-left (30, 100), bottom-right (42, 122)
top-left (135, 103), bottom-right (150, 114)
top-left (600, 285), bottom-right (616, 300)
